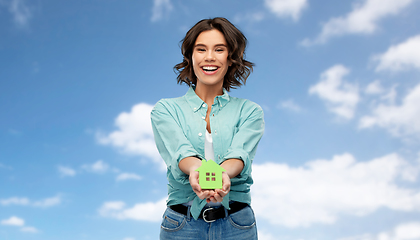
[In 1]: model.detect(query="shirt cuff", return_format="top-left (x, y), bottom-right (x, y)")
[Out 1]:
top-left (222, 149), bottom-right (250, 176)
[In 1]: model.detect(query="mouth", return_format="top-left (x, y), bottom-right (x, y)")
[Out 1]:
top-left (201, 66), bottom-right (219, 75)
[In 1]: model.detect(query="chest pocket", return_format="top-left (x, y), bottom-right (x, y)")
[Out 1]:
top-left (219, 124), bottom-right (239, 149)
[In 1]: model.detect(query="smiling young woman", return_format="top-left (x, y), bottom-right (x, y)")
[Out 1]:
top-left (151, 17), bottom-right (264, 240)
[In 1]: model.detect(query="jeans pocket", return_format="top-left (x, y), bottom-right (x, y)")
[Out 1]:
top-left (160, 208), bottom-right (187, 232)
top-left (228, 206), bottom-right (256, 230)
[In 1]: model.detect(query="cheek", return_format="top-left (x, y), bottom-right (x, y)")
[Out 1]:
top-left (222, 54), bottom-right (230, 66)
top-left (192, 55), bottom-right (199, 69)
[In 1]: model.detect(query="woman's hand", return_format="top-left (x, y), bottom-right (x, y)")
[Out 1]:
top-left (189, 169), bottom-right (215, 200)
top-left (181, 157), bottom-right (237, 203)
top-left (208, 172), bottom-right (230, 203)
top-left (180, 157), bottom-right (215, 200)
top-left (206, 159), bottom-right (243, 203)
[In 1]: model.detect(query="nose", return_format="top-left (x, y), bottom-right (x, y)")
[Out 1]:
top-left (204, 50), bottom-right (215, 61)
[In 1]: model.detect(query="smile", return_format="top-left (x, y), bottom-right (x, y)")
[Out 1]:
top-left (201, 66), bottom-right (220, 75)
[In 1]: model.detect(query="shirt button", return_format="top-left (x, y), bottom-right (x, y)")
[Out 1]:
top-left (194, 107), bottom-right (197, 111)
top-left (220, 104), bottom-right (222, 107)
top-left (198, 132), bottom-right (202, 137)
top-left (202, 104), bottom-right (206, 107)
top-left (214, 130), bottom-right (217, 134)
top-left (202, 116), bottom-right (205, 120)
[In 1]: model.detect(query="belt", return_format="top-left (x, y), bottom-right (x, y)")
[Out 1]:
top-left (170, 201), bottom-right (249, 223)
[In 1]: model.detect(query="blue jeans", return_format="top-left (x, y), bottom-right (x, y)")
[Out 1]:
top-left (160, 204), bottom-right (258, 240)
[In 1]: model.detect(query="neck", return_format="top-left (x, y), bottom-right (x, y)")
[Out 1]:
top-left (195, 82), bottom-right (224, 106)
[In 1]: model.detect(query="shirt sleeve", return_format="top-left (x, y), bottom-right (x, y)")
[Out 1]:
top-left (222, 102), bottom-right (265, 178)
top-left (150, 100), bottom-right (202, 183)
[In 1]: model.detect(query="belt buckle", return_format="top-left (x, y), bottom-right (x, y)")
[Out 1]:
top-left (202, 208), bottom-right (215, 223)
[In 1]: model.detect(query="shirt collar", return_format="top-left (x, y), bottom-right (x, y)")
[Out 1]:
top-left (184, 86), bottom-right (230, 112)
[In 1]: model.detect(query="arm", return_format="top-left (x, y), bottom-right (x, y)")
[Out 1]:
top-left (151, 101), bottom-right (202, 183)
top-left (220, 158), bottom-right (244, 178)
top-left (222, 104), bottom-right (265, 178)
top-left (211, 104), bottom-right (265, 203)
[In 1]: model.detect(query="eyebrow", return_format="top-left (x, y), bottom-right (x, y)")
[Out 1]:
top-left (194, 43), bottom-right (228, 48)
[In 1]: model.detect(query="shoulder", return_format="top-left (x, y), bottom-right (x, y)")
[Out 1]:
top-left (152, 96), bottom-right (186, 113)
top-left (229, 96), bottom-right (264, 116)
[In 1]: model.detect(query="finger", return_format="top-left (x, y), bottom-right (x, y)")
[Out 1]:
top-left (201, 190), bottom-right (214, 199)
top-left (215, 189), bottom-right (227, 198)
top-left (213, 192), bottom-right (223, 202)
top-left (197, 190), bottom-right (209, 200)
top-left (207, 190), bottom-right (216, 199)
top-left (190, 175), bottom-right (201, 191)
top-left (205, 192), bottom-right (216, 203)
top-left (208, 196), bottom-right (217, 203)
top-left (222, 172), bottom-right (231, 192)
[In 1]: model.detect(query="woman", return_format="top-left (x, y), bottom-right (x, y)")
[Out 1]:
top-left (151, 17), bottom-right (264, 240)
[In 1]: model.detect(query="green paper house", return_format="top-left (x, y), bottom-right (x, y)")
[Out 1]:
top-left (195, 159), bottom-right (225, 189)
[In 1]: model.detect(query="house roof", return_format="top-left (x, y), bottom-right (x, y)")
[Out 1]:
top-left (195, 159), bottom-right (225, 172)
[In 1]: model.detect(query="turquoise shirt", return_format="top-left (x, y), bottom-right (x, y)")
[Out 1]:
top-left (151, 87), bottom-right (264, 220)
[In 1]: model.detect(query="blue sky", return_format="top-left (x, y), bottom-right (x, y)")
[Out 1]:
top-left (1, 0), bottom-right (420, 239)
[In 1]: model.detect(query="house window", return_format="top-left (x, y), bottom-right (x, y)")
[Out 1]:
top-left (205, 172), bottom-right (216, 181)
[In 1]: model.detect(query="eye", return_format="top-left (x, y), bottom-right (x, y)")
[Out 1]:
top-left (196, 48), bottom-right (206, 52)
top-left (215, 48), bottom-right (225, 52)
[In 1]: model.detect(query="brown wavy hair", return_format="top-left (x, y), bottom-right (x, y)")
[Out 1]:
top-left (174, 17), bottom-right (254, 91)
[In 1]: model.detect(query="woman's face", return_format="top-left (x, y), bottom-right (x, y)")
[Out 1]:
top-left (192, 29), bottom-right (231, 89)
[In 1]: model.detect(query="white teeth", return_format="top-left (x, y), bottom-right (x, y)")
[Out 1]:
top-left (202, 66), bottom-right (218, 71)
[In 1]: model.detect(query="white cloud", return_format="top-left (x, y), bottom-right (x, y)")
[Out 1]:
top-left (32, 196), bottom-right (61, 208)
top-left (4, 0), bottom-right (32, 27)
top-left (264, 0), bottom-right (308, 21)
top-left (301, 0), bottom-right (415, 46)
top-left (98, 198), bottom-right (166, 222)
top-left (0, 197), bottom-right (29, 206)
top-left (20, 226), bottom-right (39, 233)
top-left (392, 222), bottom-right (420, 240)
top-left (1, 216), bottom-right (25, 226)
top-left (0, 195), bottom-right (61, 208)
top-left (150, 0), bottom-right (173, 22)
top-left (116, 173), bottom-right (142, 182)
top-left (97, 103), bottom-right (164, 170)
top-left (365, 80), bottom-right (384, 95)
top-left (0, 216), bottom-right (39, 233)
top-left (258, 230), bottom-right (277, 240)
top-left (252, 153), bottom-right (420, 227)
top-left (359, 83), bottom-right (420, 137)
top-left (309, 65), bottom-right (359, 119)
top-left (58, 166), bottom-right (76, 177)
top-left (82, 160), bottom-right (109, 174)
top-left (339, 222), bottom-right (420, 240)
top-left (373, 34), bottom-right (420, 72)
top-left (380, 84), bottom-right (398, 104)
top-left (278, 99), bottom-right (302, 112)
